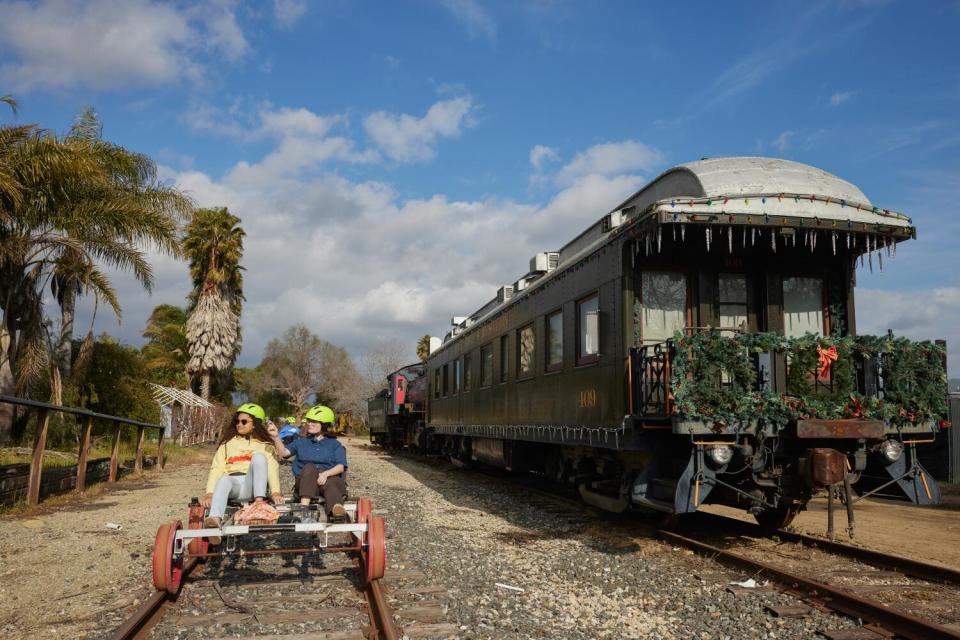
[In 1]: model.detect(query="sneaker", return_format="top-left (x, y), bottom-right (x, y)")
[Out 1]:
top-left (331, 503), bottom-right (346, 518)
top-left (204, 516), bottom-right (222, 545)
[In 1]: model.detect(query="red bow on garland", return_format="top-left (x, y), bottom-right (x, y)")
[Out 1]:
top-left (816, 344), bottom-right (838, 382)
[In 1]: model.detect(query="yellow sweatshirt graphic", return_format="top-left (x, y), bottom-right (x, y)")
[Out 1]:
top-left (205, 436), bottom-right (281, 495)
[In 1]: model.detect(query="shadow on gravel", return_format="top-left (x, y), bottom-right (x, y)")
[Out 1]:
top-left (369, 448), bottom-right (662, 557)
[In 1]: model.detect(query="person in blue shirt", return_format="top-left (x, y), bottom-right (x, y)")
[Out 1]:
top-left (268, 404), bottom-right (347, 520)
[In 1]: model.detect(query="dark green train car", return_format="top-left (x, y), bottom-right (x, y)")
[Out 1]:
top-left (421, 157), bottom-right (946, 526)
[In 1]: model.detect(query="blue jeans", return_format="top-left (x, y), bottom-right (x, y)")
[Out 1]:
top-left (209, 452), bottom-right (268, 518)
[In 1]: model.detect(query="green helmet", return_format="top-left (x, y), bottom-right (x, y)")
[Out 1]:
top-left (304, 405), bottom-right (335, 424)
top-left (236, 403), bottom-right (265, 422)
top-left (286, 416), bottom-right (296, 423)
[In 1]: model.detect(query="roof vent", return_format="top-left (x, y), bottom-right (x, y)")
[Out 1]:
top-left (497, 285), bottom-right (513, 303)
top-left (451, 316), bottom-right (467, 326)
top-left (602, 209), bottom-right (629, 233)
top-left (529, 251), bottom-right (560, 273)
top-left (513, 277), bottom-right (528, 292)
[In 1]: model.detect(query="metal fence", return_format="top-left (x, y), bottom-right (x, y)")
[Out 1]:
top-left (0, 394), bottom-right (165, 506)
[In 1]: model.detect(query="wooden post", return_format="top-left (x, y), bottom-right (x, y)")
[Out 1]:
top-left (76, 416), bottom-right (93, 492)
top-left (27, 409), bottom-right (50, 506)
top-left (109, 422), bottom-right (122, 482)
top-left (135, 426), bottom-right (145, 474)
top-left (157, 427), bottom-right (166, 470)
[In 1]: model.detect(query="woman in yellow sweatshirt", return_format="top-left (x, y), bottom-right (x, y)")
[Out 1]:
top-left (203, 403), bottom-right (283, 535)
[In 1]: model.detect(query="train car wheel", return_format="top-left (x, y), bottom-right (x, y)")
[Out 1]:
top-left (364, 515), bottom-right (386, 583)
top-left (152, 520), bottom-right (184, 594)
top-left (187, 503), bottom-right (209, 556)
top-left (754, 504), bottom-right (801, 530)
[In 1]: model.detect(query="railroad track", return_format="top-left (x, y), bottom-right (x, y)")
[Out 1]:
top-left (108, 542), bottom-right (402, 640)
top-left (414, 452), bottom-right (960, 640)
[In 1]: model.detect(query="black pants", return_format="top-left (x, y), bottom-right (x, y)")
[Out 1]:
top-left (296, 463), bottom-right (347, 515)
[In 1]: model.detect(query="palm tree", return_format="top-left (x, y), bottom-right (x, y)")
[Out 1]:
top-left (183, 207), bottom-right (245, 400)
top-left (142, 304), bottom-right (190, 388)
top-left (0, 110), bottom-right (191, 440)
top-left (416, 334), bottom-right (431, 362)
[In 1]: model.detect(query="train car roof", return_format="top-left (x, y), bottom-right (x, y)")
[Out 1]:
top-left (434, 156), bottom-right (913, 353)
top-left (612, 156), bottom-right (872, 213)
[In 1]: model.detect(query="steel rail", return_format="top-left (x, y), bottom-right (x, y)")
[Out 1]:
top-left (109, 557), bottom-right (200, 640)
top-left (690, 511), bottom-right (960, 585)
top-left (658, 529), bottom-right (960, 640)
top-left (360, 551), bottom-right (401, 640)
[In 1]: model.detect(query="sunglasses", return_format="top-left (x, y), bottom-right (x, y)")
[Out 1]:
top-left (237, 418), bottom-right (253, 426)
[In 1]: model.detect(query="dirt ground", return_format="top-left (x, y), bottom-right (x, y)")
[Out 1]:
top-left (702, 490), bottom-right (960, 570)
top-left (0, 439), bottom-right (958, 638)
top-left (0, 456), bottom-right (211, 639)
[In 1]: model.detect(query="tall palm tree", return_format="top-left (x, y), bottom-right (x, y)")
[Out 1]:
top-left (183, 207), bottom-right (245, 400)
top-left (0, 110), bottom-right (191, 440)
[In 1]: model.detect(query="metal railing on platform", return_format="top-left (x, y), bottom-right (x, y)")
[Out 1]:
top-left (0, 394), bottom-right (165, 506)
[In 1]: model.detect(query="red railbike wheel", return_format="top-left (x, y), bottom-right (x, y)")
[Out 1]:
top-left (152, 520), bottom-right (184, 594)
top-left (356, 497), bottom-right (372, 526)
top-left (187, 503), bottom-right (209, 556)
top-left (364, 515), bottom-right (386, 583)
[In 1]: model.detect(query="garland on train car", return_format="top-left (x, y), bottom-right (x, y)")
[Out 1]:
top-left (669, 331), bottom-right (947, 429)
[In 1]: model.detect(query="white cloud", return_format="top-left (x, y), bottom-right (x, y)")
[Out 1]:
top-left (555, 140), bottom-right (663, 186)
top-left (856, 287), bottom-right (960, 375)
top-left (830, 90), bottom-right (856, 106)
top-left (364, 96), bottom-right (477, 163)
top-left (529, 144), bottom-right (559, 171)
top-left (0, 0), bottom-right (249, 91)
top-left (80, 128), bottom-right (647, 366)
top-left (772, 130), bottom-right (795, 152)
top-left (439, 0), bottom-right (496, 41)
top-left (273, 0), bottom-right (307, 27)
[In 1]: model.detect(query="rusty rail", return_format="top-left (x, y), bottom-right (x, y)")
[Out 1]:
top-left (0, 394), bottom-right (165, 506)
top-left (659, 529), bottom-right (960, 640)
top-left (360, 551), bottom-right (401, 640)
top-left (109, 557), bottom-right (200, 640)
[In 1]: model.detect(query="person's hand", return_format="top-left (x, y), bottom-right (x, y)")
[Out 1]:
top-left (316, 473), bottom-right (327, 486)
top-left (266, 422), bottom-right (278, 439)
top-left (271, 492), bottom-right (285, 505)
top-left (202, 493), bottom-right (213, 509)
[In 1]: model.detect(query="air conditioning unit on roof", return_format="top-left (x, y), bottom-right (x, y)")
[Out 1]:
top-left (497, 286), bottom-right (513, 303)
top-left (530, 252), bottom-right (560, 273)
top-left (451, 316), bottom-right (467, 326)
top-left (513, 277), bottom-right (528, 292)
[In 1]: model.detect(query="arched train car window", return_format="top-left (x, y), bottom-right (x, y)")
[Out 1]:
top-left (577, 294), bottom-right (600, 364)
top-left (546, 310), bottom-right (563, 372)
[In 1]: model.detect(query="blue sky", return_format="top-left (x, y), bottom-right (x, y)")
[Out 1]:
top-left (1, 0), bottom-right (958, 372)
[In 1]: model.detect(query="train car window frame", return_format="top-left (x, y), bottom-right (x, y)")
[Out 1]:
top-left (442, 363), bottom-right (449, 396)
top-left (782, 275), bottom-right (826, 338)
top-left (717, 272), bottom-right (749, 335)
top-left (545, 308), bottom-right (563, 373)
top-left (480, 343), bottom-right (493, 388)
top-left (517, 323), bottom-right (535, 379)
top-left (453, 357), bottom-right (462, 394)
top-left (499, 335), bottom-right (509, 384)
top-left (463, 351), bottom-right (473, 392)
top-left (638, 270), bottom-right (689, 345)
top-left (576, 293), bottom-right (600, 366)
top-left (433, 368), bottom-right (440, 399)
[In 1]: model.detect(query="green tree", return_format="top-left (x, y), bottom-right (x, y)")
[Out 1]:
top-left (141, 304), bottom-right (189, 388)
top-left (182, 207), bottom-right (245, 400)
top-left (0, 109), bottom-right (190, 440)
